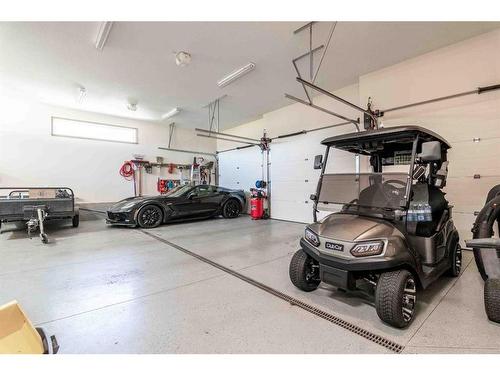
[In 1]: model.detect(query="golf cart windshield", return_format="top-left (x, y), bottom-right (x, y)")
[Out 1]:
top-left (318, 173), bottom-right (409, 210)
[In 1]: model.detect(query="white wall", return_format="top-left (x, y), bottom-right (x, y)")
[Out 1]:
top-left (0, 97), bottom-right (216, 203)
top-left (219, 28), bottom-right (500, 244)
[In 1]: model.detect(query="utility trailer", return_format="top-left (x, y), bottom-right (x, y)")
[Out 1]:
top-left (0, 187), bottom-right (79, 243)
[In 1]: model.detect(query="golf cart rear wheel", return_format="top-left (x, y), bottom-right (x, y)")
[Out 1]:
top-left (484, 278), bottom-right (500, 323)
top-left (375, 270), bottom-right (417, 328)
top-left (137, 205), bottom-right (163, 228)
top-left (289, 249), bottom-right (320, 292)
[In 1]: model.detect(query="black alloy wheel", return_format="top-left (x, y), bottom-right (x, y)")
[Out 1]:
top-left (223, 199), bottom-right (241, 218)
top-left (137, 205), bottom-right (163, 228)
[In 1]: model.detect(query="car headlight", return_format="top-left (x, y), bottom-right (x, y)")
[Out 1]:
top-left (350, 241), bottom-right (384, 257)
top-left (119, 202), bottom-right (137, 211)
top-left (305, 229), bottom-right (320, 247)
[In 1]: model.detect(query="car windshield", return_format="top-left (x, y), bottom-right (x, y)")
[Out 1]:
top-left (318, 173), bottom-right (410, 210)
top-left (164, 184), bottom-right (193, 197)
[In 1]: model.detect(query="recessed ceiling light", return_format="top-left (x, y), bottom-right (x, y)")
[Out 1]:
top-left (217, 62), bottom-right (256, 88)
top-left (175, 51), bottom-right (192, 67)
top-left (161, 107), bottom-right (181, 120)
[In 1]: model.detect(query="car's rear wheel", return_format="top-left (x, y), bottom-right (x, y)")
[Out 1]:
top-left (375, 270), bottom-right (417, 328)
top-left (222, 199), bottom-right (241, 218)
top-left (137, 205), bottom-right (163, 228)
top-left (289, 249), bottom-right (320, 292)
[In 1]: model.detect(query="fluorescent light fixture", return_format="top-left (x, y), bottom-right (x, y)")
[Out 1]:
top-left (161, 107), bottom-right (181, 120)
top-left (95, 22), bottom-right (113, 50)
top-left (217, 62), bottom-right (256, 88)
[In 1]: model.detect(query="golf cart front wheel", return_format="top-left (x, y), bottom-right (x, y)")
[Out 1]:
top-left (446, 233), bottom-right (462, 277)
top-left (484, 278), bottom-right (500, 323)
top-left (289, 249), bottom-right (320, 292)
top-left (375, 270), bottom-right (417, 328)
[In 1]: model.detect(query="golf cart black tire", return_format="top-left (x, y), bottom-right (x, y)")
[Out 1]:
top-left (446, 232), bottom-right (461, 277)
top-left (137, 205), bottom-right (163, 229)
top-left (289, 249), bottom-right (320, 292)
top-left (222, 199), bottom-right (241, 219)
top-left (375, 269), bottom-right (416, 328)
top-left (72, 214), bottom-right (80, 228)
top-left (484, 278), bottom-right (500, 323)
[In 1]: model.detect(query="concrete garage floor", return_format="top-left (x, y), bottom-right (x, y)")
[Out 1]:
top-left (1, 212), bottom-right (499, 354)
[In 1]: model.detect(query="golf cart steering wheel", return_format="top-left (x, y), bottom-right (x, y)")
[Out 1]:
top-left (381, 179), bottom-right (406, 200)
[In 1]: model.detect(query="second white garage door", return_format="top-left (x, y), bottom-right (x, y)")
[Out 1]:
top-left (269, 126), bottom-right (357, 223)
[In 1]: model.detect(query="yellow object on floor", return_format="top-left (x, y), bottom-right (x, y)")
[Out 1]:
top-left (0, 300), bottom-right (44, 354)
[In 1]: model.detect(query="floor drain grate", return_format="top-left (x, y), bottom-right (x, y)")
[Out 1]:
top-left (140, 229), bottom-right (404, 353)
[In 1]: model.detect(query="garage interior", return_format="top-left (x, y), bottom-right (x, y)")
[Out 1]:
top-left (1, 21), bottom-right (500, 354)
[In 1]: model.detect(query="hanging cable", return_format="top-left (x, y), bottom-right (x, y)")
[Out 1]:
top-left (119, 161), bottom-right (135, 180)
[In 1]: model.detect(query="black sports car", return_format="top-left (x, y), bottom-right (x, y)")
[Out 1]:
top-left (106, 184), bottom-right (246, 228)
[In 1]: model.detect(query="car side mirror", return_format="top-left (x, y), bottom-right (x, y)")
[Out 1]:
top-left (188, 193), bottom-right (197, 200)
top-left (313, 155), bottom-right (323, 170)
top-left (310, 194), bottom-right (317, 202)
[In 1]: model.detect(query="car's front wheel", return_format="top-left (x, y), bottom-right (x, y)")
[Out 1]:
top-left (375, 269), bottom-right (417, 328)
top-left (222, 199), bottom-right (241, 218)
top-left (137, 205), bottom-right (163, 228)
top-left (289, 249), bottom-right (320, 292)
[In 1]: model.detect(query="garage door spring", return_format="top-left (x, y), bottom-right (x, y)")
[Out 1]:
top-left (140, 230), bottom-right (404, 353)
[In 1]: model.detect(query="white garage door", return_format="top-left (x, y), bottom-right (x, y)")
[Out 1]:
top-left (269, 127), bottom-right (357, 223)
top-left (381, 97), bottom-right (500, 246)
top-left (218, 146), bottom-right (263, 212)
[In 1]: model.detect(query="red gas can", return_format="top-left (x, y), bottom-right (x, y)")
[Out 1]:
top-left (250, 197), bottom-right (264, 220)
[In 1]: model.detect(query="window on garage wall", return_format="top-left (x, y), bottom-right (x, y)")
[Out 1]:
top-left (51, 117), bottom-right (138, 144)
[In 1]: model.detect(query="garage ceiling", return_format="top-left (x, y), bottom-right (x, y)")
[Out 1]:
top-left (1, 21), bottom-right (499, 129)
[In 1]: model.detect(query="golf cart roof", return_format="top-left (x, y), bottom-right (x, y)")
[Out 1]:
top-left (321, 126), bottom-right (451, 155)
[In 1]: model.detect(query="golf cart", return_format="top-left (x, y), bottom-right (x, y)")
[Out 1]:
top-left (289, 126), bottom-right (461, 328)
top-left (465, 184), bottom-right (500, 323)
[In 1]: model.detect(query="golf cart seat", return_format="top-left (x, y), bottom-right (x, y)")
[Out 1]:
top-left (411, 183), bottom-right (448, 237)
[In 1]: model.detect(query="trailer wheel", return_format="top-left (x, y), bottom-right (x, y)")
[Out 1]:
top-left (375, 270), bottom-right (417, 328)
top-left (289, 249), bottom-right (320, 292)
top-left (72, 214), bottom-right (80, 228)
top-left (484, 278), bottom-right (500, 323)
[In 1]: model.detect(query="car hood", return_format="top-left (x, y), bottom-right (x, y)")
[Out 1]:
top-left (308, 213), bottom-right (401, 242)
top-left (109, 196), bottom-right (178, 211)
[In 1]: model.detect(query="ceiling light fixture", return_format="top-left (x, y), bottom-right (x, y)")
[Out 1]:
top-left (175, 51), bottom-right (192, 67)
top-left (161, 107), bottom-right (181, 120)
top-left (95, 22), bottom-right (113, 51)
top-left (77, 87), bottom-right (86, 103)
top-left (217, 62), bottom-right (256, 88)
top-left (127, 98), bottom-right (138, 112)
